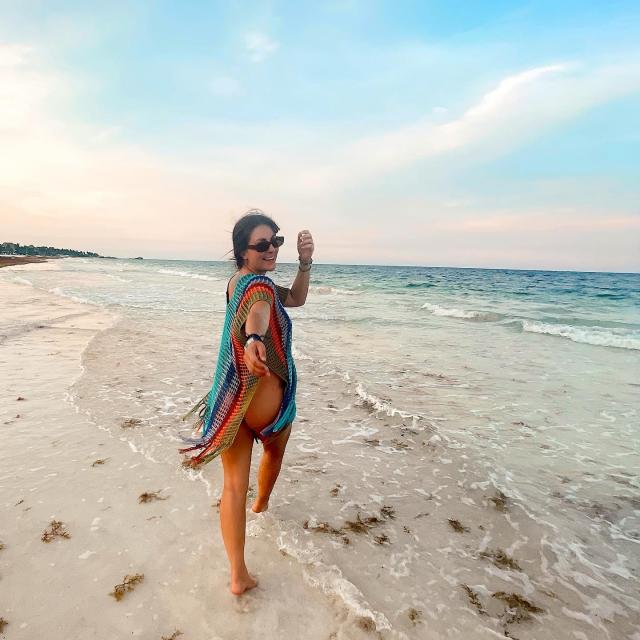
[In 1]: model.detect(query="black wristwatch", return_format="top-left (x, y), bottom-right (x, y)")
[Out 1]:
top-left (245, 334), bottom-right (264, 349)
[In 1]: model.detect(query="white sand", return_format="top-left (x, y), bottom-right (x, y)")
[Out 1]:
top-left (0, 279), bottom-right (371, 640)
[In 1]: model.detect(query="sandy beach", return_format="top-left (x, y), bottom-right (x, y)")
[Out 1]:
top-left (2, 259), bottom-right (638, 640)
top-left (0, 277), bottom-right (371, 640)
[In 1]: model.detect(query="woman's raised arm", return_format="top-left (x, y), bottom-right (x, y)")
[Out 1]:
top-left (285, 229), bottom-right (314, 307)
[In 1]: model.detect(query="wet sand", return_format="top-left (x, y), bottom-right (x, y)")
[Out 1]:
top-left (2, 261), bottom-right (638, 639)
top-left (0, 279), bottom-right (358, 640)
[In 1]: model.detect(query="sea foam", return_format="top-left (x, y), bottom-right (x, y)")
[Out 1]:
top-left (421, 302), bottom-right (500, 321)
top-left (157, 268), bottom-right (220, 281)
top-left (520, 320), bottom-right (640, 351)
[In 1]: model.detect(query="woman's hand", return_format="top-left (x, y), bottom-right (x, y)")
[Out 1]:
top-left (244, 340), bottom-right (270, 377)
top-left (297, 230), bottom-right (314, 261)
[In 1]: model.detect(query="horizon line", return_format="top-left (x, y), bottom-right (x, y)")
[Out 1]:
top-left (99, 256), bottom-right (640, 275)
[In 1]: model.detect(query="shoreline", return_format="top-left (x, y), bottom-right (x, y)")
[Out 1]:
top-left (0, 277), bottom-right (353, 640)
top-left (3, 262), bottom-right (638, 639)
top-left (0, 256), bottom-right (55, 268)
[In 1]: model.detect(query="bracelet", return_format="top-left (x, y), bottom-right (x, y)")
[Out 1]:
top-left (298, 257), bottom-right (313, 272)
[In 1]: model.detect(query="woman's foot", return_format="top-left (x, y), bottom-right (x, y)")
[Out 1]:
top-left (230, 571), bottom-right (258, 596)
top-left (251, 496), bottom-right (269, 513)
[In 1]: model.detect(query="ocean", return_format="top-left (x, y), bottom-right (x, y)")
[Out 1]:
top-left (4, 257), bottom-right (639, 639)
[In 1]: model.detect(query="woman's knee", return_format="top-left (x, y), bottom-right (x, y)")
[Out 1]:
top-left (222, 477), bottom-right (249, 498)
top-left (221, 460), bottom-right (250, 495)
top-left (221, 425), bottom-right (253, 495)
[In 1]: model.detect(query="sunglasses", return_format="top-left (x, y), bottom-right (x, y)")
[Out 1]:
top-left (247, 235), bottom-right (285, 252)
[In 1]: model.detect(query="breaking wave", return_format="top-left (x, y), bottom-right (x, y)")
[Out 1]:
top-left (157, 268), bottom-right (220, 281)
top-left (520, 320), bottom-right (640, 350)
top-left (421, 302), bottom-right (501, 321)
top-left (310, 286), bottom-right (361, 296)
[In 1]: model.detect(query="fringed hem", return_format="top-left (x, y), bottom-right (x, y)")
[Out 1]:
top-left (178, 393), bottom-right (209, 445)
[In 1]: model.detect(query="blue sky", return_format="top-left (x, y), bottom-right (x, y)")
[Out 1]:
top-left (1, 1), bottom-right (639, 270)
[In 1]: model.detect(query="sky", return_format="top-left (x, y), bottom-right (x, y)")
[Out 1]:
top-left (0, 1), bottom-right (639, 271)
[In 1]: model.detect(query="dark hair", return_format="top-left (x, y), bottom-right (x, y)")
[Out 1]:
top-left (232, 209), bottom-right (280, 269)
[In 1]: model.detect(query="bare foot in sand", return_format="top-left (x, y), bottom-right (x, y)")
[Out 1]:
top-left (251, 496), bottom-right (269, 513)
top-left (231, 572), bottom-right (258, 596)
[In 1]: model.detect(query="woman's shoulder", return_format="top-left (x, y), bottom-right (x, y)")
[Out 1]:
top-left (237, 273), bottom-right (276, 287)
top-left (228, 272), bottom-right (276, 300)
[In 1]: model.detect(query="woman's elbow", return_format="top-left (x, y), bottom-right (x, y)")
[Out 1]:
top-left (287, 295), bottom-right (306, 308)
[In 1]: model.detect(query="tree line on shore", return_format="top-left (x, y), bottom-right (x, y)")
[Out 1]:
top-left (1, 242), bottom-right (100, 258)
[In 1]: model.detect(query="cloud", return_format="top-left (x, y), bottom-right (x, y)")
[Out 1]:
top-left (0, 43), bottom-right (32, 67)
top-left (291, 61), bottom-right (640, 191)
top-left (1, 41), bottom-right (637, 269)
top-left (0, 43), bottom-right (242, 258)
top-left (187, 60), bottom-right (636, 198)
top-left (433, 212), bottom-right (640, 233)
top-left (243, 31), bottom-right (279, 63)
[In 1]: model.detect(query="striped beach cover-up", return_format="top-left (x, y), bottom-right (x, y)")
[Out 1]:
top-left (179, 274), bottom-right (297, 467)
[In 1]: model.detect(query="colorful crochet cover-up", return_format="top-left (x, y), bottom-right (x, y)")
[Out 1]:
top-left (179, 274), bottom-right (297, 467)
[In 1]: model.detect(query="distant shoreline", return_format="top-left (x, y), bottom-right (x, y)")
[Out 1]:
top-left (0, 256), bottom-right (53, 268)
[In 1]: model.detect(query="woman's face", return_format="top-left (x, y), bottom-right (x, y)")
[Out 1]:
top-left (242, 224), bottom-right (280, 273)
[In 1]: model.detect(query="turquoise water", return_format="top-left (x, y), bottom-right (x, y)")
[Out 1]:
top-left (12, 258), bottom-right (639, 346)
top-left (4, 258), bottom-right (639, 638)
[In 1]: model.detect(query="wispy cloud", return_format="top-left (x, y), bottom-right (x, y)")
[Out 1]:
top-left (0, 43), bottom-right (32, 66)
top-left (185, 59), bottom-right (635, 203)
top-left (243, 31), bottom-right (279, 63)
top-left (288, 64), bottom-right (580, 188)
top-left (434, 212), bottom-right (640, 233)
top-left (1, 39), bottom-right (638, 269)
top-left (0, 43), bottom-right (240, 257)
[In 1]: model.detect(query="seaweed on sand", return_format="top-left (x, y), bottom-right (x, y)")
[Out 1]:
top-left (344, 513), bottom-right (382, 533)
top-left (492, 591), bottom-right (544, 624)
top-left (110, 573), bottom-right (145, 601)
top-left (0, 541), bottom-right (4, 551)
top-left (303, 520), bottom-right (349, 545)
top-left (374, 534), bottom-right (390, 545)
top-left (380, 505), bottom-right (396, 519)
top-left (448, 518), bottom-right (470, 533)
top-left (489, 490), bottom-right (509, 512)
top-left (460, 584), bottom-right (486, 615)
top-left (121, 418), bottom-right (143, 429)
top-left (161, 631), bottom-right (183, 640)
top-left (92, 458), bottom-right (109, 467)
top-left (0, 617), bottom-right (8, 632)
top-left (303, 520), bottom-right (343, 535)
top-left (329, 483), bottom-right (342, 497)
top-left (480, 548), bottom-right (522, 571)
top-left (138, 491), bottom-right (169, 504)
top-left (407, 608), bottom-right (422, 624)
top-left (356, 616), bottom-right (376, 632)
top-left (41, 520), bottom-right (71, 543)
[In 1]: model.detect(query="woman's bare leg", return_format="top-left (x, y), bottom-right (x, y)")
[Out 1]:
top-left (251, 424), bottom-right (292, 513)
top-left (220, 422), bottom-right (257, 595)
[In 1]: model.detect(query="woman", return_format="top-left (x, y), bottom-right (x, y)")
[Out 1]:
top-left (180, 210), bottom-right (314, 595)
